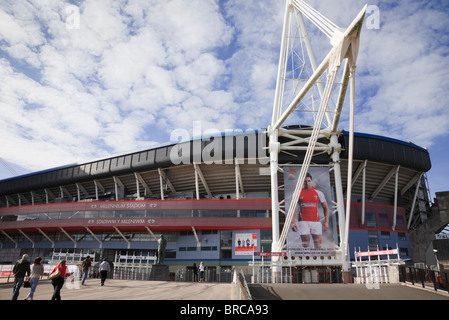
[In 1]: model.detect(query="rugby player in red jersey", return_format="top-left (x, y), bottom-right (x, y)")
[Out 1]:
top-left (291, 172), bottom-right (329, 248)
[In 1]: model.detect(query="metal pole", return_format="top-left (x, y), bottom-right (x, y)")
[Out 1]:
top-left (271, 0), bottom-right (292, 126)
top-left (270, 0), bottom-right (291, 269)
top-left (269, 128), bottom-right (281, 281)
top-left (361, 160), bottom-right (367, 225)
top-left (343, 65), bottom-right (356, 263)
top-left (393, 166), bottom-right (400, 230)
top-left (330, 134), bottom-right (348, 268)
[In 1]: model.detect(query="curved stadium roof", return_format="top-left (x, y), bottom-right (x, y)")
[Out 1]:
top-left (0, 126), bottom-right (431, 210)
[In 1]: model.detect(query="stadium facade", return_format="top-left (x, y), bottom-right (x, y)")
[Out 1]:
top-left (0, 126), bottom-right (432, 281)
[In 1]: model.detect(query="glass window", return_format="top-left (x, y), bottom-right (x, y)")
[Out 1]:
top-left (202, 230), bottom-right (217, 235)
top-left (400, 248), bottom-right (409, 257)
top-left (220, 249), bottom-right (232, 259)
top-left (398, 232), bottom-right (407, 241)
top-left (220, 230), bottom-right (232, 248)
top-left (200, 246), bottom-right (217, 251)
top-left (381, 231), bottom-right (390, 239)
top-left (260, 229), bottom-right (272, 241)
top-left (366, 213), bottom-right (376, 228)
top-left (368, 231), bottom-right (378, 250)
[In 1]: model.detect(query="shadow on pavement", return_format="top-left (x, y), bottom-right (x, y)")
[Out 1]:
top-left (248, 284), bottom-right (282, 300)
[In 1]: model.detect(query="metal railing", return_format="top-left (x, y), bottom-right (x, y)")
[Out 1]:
top-left (231, 269), bottom-right (252, 300)
top-left (112, 266), bottom-right (232, 283)
top-left (399, 266), bottom-right (449, 294)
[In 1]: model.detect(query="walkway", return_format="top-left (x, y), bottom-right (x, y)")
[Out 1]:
top-left (1, 278), bottom-right (448, 301)
top-left (0, 278), bottom-right (231, 300)
top-left (248, 282), bottom-right (449, 300)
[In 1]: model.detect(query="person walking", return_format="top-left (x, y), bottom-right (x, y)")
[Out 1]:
top-left (50, 259), bottom-right (71, 300)
top-left (199, 261), bottom-right (205, 282)
top-left (99, 258), bottom-right (110, 286)
top-left (193, 263), bottom-right (198, 282)
top-left (25, 257), bottom-right (44, 300)
top-left (80, 255), bottom-right (92, 285)
top-left (12, 254), bottom-right (31, 300)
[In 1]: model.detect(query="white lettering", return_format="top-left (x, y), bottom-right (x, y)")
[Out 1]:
top-left (366, 5), bottom-right (380, 30)
top-left (65, 5), bottom-right (80, 30)
top-left (180, 304), bottom-right (214, 317)
top-left (202, 129), bottom-right (222, 165)
top-left (170, 121), bottom-right (269, 165)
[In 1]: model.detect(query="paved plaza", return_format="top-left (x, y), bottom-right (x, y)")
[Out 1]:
top-left (0, 278), bottom-right (232, 300)
top-left (1, 278), bottom-right (448, 301)
top-left (248, 282), bottom-right (449, 300)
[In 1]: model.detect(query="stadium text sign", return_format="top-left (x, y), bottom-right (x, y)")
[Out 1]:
top-left (356, 249), bottom-right (398, 257)
top-left (87, 218), bottom-right (158, 225)
top-left (256, 252), bottom-right (286, 257)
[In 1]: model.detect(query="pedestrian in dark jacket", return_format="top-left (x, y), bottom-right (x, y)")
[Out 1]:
top-left (12, 254), bottom-right (31, 300)
top-left (81, 256), bottom-right (92, 285)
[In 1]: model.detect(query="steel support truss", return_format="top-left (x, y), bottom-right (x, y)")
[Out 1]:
top-left (269, 0), bottom-right (367, 280)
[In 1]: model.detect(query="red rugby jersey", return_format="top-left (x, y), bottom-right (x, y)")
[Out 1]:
top-left (298, 187), bottom-right (326, 222)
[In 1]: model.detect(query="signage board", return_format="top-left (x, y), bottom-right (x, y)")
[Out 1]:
top-left (256, 252), bottom-right (286, 257)
top-left (356, 249), bottom-right (398, 257)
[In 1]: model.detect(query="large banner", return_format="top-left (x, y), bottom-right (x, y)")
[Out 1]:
top-left (284, 166), bottom-right (338, 257)
top-left (234, 232), bottom-right (258, 256)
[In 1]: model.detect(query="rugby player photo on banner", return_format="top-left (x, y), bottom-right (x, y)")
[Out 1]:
top-left (284, 166), bottom-right (338, 258)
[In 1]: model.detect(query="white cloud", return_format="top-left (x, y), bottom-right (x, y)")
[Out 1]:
top-left (174, 53), bottom-right (226, 92)
top-left (0, 0), bottom-right (240, 175)
top-left (354, 1), bottom-right (449, 147)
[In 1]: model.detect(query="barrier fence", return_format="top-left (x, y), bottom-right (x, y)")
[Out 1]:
top-left (231, 269), bottom-right (252, 300)
top-left (0, 262), bottom-right (233, 284)
top-left (399, 266), bottom-right (449, 294)
top-left (112, 266), bottom-right (232, 283)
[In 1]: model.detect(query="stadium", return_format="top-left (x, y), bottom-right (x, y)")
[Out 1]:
top-left (0, 2), bottom-right (442, 285)
top-left (0, 125), bottom-right (432, 282)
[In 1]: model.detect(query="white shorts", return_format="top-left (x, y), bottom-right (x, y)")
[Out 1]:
top-left (296, 221), bottom-right (322, 235)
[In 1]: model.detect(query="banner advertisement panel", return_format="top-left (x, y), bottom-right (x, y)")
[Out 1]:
top-left (234, 232), bottom-right (258, 256)
top-left (284, 166), bottom-right (338, 257)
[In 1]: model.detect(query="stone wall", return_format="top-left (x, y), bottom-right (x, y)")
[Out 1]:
top-left (409, 191), bottom-right (449, 263)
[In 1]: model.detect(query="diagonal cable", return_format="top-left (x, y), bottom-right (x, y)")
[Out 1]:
top-left (291, 0), bottom-right (340, 40)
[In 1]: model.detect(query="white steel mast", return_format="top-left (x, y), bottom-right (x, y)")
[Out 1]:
top-left (269, 0), bottom-right (366, 282)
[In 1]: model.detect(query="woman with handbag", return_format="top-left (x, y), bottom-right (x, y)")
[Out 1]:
top-left (50, 259), bottom-right (71, 300)
top-left (24, 257), bottom-right (44, 300)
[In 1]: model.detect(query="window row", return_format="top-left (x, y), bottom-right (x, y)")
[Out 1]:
top-left (366, 212), bottom-right (405, 228)
top-left (0, 209), bottom-right (270, 222)
top-left (179, 246), bottom-right (218, 251)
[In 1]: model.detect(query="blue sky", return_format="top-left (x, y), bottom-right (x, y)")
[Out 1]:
top-left (0, 0), bottom-right (448, 200)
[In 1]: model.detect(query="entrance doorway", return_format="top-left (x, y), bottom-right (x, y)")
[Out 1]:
top-left (289, 266), bottom-right (342, 283)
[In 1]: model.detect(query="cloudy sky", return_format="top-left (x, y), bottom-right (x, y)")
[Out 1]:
top-left (0, 0), bottom-right (448, 198)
